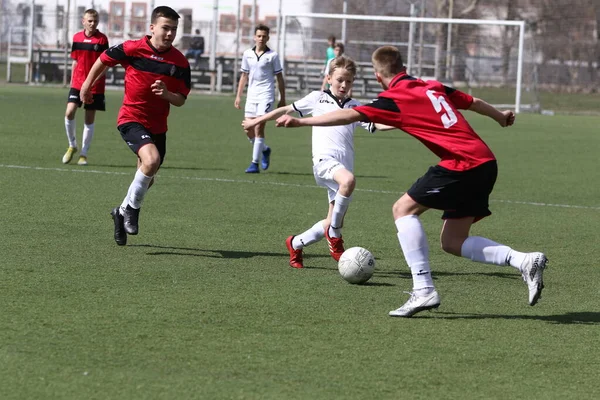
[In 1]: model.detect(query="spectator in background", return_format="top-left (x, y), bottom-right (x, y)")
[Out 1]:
top-left (324, 35), bottom-right (336, 73)
top-left (321, 42), bottom-right (345, 91)
top-left (185, 29), bottom-right (205, 70)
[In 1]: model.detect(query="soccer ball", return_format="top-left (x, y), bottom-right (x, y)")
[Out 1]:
top-left (338, 247), bottom-right (375, 284)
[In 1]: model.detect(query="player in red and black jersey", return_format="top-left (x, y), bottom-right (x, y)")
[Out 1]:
top-left (275, 46), bottom-right (548, 317)
top-left (80, 6), bottom-right (191, 246)
top-left (62, 9), bottom-right (109, 166)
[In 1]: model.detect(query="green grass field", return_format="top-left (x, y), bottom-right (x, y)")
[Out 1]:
top-left (1, 85), bottom-right (599, 399)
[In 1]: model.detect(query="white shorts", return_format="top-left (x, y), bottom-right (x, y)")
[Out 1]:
top-left (313, 158), bottom-right (347, 202)
top-left (245, 100), bottom-right (273, 117)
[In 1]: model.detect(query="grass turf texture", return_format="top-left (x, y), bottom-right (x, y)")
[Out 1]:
top-left (1, 85), bottom-right (599, 399)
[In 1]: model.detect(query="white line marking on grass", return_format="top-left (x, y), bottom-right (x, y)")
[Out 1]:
top-left (2, 164), bottom-right (599, 211)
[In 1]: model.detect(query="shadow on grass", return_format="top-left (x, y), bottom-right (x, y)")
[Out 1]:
top-left (375, 270), bottom-right (519, 280)
top-left (270, 170), bottom-right (389, 179)
top-left (90, 163), bottom-right (229, 172)
top-left (425, 311), bottom-right (600, 325)
top-left (130, 244), bottom-right (330, 260)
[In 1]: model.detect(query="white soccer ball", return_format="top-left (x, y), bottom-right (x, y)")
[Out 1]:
top-left (338, 247), bottom-right (375, 284)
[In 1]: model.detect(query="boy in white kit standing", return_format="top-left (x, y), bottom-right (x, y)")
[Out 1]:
top-left (235, 25), bottom-right (286, 173)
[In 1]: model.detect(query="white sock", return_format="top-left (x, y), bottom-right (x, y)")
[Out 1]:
top-left (248, 137), bottom-right (255, 145)
top-left (80, 123), bottom-right (94, 156)
top-left (395, 215), bottom-right (434, 291)
top-left (329, 193), bottom-right (351, 238)
top-left (65, 117), bottom-right (77, 148)
top-left (461, 236), bottom-right (525, 271)
top-left (120, 184), bottom-right (134, 213)
top-left (252, 138), bottom-right (264, 163)
top-left (126, 169), bottom-right (153, 209)
top-left (292, 220), bottom-right (326, 249)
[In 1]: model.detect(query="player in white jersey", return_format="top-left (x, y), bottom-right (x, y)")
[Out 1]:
top-left (235, 24), bottom-right (286, 174)
top-left (243, 55), bottom-right (393, 268)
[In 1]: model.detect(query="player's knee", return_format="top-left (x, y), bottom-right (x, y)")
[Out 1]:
top-left (392, 199), bottom-right (410, 219)
top-left (440, 235), bottom-right (463, 256)
top-left (339, 175), bottom-right (355, 193)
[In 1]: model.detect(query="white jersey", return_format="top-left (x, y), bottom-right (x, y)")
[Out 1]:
top-left (292, 90), bottom-right (375, 172)
top-left (240, 46), bottom-right (283, 103)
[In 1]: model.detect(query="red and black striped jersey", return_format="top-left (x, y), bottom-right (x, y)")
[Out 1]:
top-left (100, 36), bottom-right (191, 134)
top-left (355, 72), bottom-right (496, 171)
top-left (71, 30), bottom-right (109, 93)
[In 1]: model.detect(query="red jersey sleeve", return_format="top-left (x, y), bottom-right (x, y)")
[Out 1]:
top-left (178, 67), bottom-right (191, 98)
top-left (70, 34), bottom-right (78, 60)
top-left (100, 41), bottom-right (131, 67)
top-left (444, 86), bottom-right (473, 110)
top-left (354, 97), bottom-right (402, 128)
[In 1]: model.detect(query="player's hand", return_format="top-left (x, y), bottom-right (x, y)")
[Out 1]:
top-left (234, 97), bottom-right (241, 109)
top-left (80, 84), bottom-right (93, 104)
top-left (241, 118), bottom-right (256, 130)
top-left (151, 80), bottom-right (168, 98)
top-left (499, 110), bottom-right (515, 127)
top-left (275, 115), bottom-right (300, 127)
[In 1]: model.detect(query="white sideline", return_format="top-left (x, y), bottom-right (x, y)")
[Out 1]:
top-left (2, 163), bottom-right (599, 211)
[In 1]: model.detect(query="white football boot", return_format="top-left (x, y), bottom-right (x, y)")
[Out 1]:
top-left (521, 252), bottom-right (548, 306)
top-left (389, 290), bottom-right (441, 318)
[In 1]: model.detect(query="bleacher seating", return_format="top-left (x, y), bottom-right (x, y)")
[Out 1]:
top-left (30, 49), bottom-right (385, 99)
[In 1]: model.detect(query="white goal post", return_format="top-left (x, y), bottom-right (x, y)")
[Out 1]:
top-left (279, 13), bottom-right (528, 113)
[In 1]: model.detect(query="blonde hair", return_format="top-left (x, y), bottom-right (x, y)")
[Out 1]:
top-left (372, 46), bottom-right (405, 78)
top-left (83, 9), bottom-right (99, 18)
top-left (328, 55), bottom-right (357, 78)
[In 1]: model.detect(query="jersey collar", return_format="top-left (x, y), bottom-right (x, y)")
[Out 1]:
top-left (251, 46), bottom-right (270, 60)
top-left (324, 90), bottom-right (352, 108)
top-left (145, 35), bottom-right (172, 54)
top-left (389, 71), bottom-right (416, 88)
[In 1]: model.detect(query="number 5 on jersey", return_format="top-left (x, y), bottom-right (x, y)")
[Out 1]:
top-left (426, 90), bottom-right (458, 129)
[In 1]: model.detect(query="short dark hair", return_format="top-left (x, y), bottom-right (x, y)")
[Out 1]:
top-left (255, 24), bottom-right (270, 35)
top-left (334, 42), bottom-right (345, 52)
top-left (151, 6), bottom-right (180, 23)
top-left (328, 35), bottom-right (336, 43)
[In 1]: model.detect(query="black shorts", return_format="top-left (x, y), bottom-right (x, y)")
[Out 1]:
top-left (67, 87), bottom-right (106, 111)
top-left (117, 122), bottom-right (167, 165)
top-left (407, 160), bottom-right (498, 221)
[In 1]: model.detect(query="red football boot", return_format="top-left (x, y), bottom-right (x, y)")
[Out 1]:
top-left (325, 226), bottom-right (345, 261)
top-left (286, 236), bottom-right (304, 268)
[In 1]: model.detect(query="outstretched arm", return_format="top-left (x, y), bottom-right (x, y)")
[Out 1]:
top-left (276, 108), bottom-right (364, 128)
top-left (242, 104), bottom-right (295, 130)
top-left (80, 58), bottom-right (109, 104)
top-left (374, 123), bottom-right (395, 131)
top-left (469, 97), bottom-right (515, 127)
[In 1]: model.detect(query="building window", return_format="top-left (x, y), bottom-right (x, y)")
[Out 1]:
top-left (56, 5), bottom-right (64, 29)
top-left (219, 14), bottom-right (236, 33)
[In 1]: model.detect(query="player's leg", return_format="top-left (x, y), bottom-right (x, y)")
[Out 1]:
top-left (77, 109), bottom-right (96, 165)
top-left (314, 159), bottom-right (349, 260)
top-left (117, 124), bottom-right (163, 236)
top-left (286, 219), bottom-right (327, 269)
top-left (328, 167), bottom-right (355, 238)
top-left (62, 89), bottom-right (81, 163)
top-left (389, 193), bottom-right (440, 317)
top-left (78, 93), bottom-right (105, 165)
top-left (256, 100), bottom-right (272, 170)
top-left (243, 103), bottom-right (260, 173)
top-left (441, 160), bottom-right (547, 305)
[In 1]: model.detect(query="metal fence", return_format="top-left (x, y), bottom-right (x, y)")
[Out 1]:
top-left (1, 0), bottom-right (597, 94)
